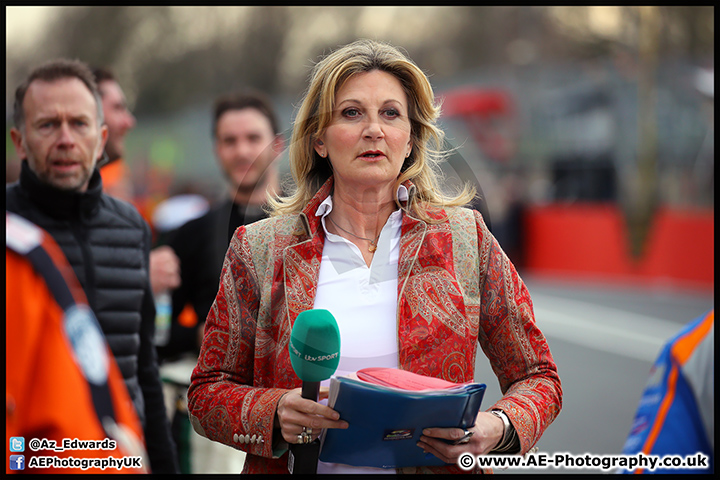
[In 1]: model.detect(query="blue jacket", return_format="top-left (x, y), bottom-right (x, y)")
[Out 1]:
top-left (621, 309), bottom-right (714, 474)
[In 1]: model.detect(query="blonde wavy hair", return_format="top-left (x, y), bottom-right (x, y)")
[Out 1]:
top-left (268, 39), bottom-right (475, 223)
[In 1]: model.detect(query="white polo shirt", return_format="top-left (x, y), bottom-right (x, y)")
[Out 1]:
top-left (313, 187), bottom-right (407, 474)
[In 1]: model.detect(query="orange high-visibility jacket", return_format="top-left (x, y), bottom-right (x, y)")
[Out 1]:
top-left (6, 212), bottom-right (148, 474)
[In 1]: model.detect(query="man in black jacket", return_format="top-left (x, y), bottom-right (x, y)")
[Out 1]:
top-left (7, 58), bottom-right (179, 474)
top-left (156, 90), bottom-right (284, 363)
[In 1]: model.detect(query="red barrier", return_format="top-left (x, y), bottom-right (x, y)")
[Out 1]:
top-left (524, 204), bottom-right (714, 290)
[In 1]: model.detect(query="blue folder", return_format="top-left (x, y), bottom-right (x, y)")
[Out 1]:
top-left (318, 376), bottom-right (486, 468)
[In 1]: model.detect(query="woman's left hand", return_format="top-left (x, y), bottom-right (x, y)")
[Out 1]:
top-left (417, 411), bottom-right (504, 464)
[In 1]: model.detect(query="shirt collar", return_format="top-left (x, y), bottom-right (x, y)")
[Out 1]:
top-left (315, 184), bottom-right (409, 218)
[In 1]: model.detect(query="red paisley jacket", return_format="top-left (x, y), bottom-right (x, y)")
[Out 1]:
top-left (187, 178), bottom-right (562, 474)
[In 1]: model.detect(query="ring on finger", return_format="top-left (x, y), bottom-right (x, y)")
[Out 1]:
top-left (303, 426), bottom-right (313, 436)
top-left (455, 429), bottom-right (473, 445)
top-left (297, 430), bottom-right (312, 444)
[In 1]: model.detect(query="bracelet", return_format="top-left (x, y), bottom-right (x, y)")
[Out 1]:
top-left (489, 409), bottom-right (517, 453)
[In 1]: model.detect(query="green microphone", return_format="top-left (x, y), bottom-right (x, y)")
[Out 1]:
top-left (287, 309), bottom-right (341, 474)
top-left (289, 309), bottom-right (341, 385)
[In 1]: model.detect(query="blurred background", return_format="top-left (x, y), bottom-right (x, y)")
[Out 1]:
top-left (6, 6), bottom-right (713, 290)
top-left (6, 6), bottom-right (714, 473)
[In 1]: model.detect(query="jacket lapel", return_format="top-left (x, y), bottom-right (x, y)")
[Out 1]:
top-left (282, 178), bottom-right (333, 329)
top-left (397, 211), bottom-right (427, 305)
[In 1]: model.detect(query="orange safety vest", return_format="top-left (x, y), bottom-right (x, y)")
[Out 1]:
top-left (99, 159), bottom-right (156, 237)
top-left (6, 212), bottom-right (148, 474)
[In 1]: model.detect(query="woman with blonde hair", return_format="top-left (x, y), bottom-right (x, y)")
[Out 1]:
top-left (270, 39), bottom-right (475, 224)
top-left (188, 38), bottom-right (561, 474)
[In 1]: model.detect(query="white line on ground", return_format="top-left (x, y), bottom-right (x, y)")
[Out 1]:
top-left (531, 294), bottom-right (682, 362)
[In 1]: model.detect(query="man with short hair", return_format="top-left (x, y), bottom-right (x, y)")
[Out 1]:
top-left (6, 58), bottom-right (179, 474)
top-left (92, 67), bottom-right (136, 203)
top-left (158, 90), bottom-right (284, 364)
top-left (150, 91), bottom-right (284, 473)
top-left (154, 89), bottom-right (283, 473)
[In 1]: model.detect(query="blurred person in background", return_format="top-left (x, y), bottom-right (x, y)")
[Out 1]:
top-left (187, 39), bottom-right (561, 474)
top-left (92, 66), bottom-right (182, 310)
top-left (6, 58), bottom-right (179, 473)
top-left (92, 67), bottom-right (136, 205)
top-left (620, 309), bottom-right (714, 474)
top-left (154, 90), bottom-right (283, 473)
top-left (6, 211), bottom-right (147, 474)
top-left (157, 89), bottom-right (283, 364)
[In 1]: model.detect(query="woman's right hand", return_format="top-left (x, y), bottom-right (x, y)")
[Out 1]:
top-left (276, 388), bottom-right (349, 444)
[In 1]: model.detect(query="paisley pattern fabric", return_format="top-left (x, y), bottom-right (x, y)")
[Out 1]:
top-left (187, 177), bottom-right (562, 474)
